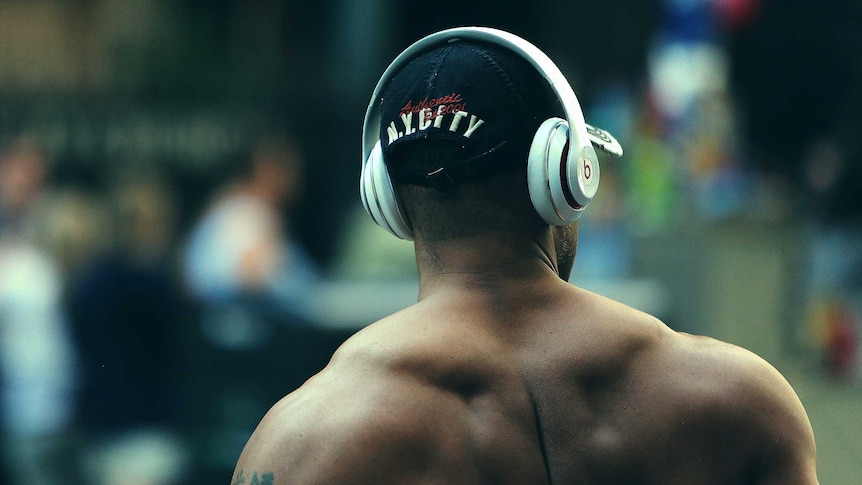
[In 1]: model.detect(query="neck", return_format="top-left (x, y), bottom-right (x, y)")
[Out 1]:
top-left (414, 229), bottom-right (566, 300)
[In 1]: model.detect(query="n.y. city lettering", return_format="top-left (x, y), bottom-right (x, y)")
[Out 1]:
top-left (387, 94), bottom-right (484, 144)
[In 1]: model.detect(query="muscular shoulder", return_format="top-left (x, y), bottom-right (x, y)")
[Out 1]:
top-left (667, 334), bottom-right (810, 422)
top-left (232, 325), bottom-right (480, 484)
top-left (656, 333), bottom-right (818, 483)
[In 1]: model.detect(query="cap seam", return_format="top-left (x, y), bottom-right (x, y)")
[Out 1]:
top-left (466, 44), bottom-right (525, 108)
top-left (424, 44), bottom-right (455, 97)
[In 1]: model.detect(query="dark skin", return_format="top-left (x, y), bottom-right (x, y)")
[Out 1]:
top-left (233, 184), bottom-right (818, 484)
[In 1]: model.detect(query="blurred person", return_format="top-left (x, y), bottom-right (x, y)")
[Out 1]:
top-left (182, 133), bottom-right (319, 325)
top-left (38, 189), bottom-right (113, 283)
top-left (182, 134), bottom-right (322, 480)
top-left (0, 138), bottom-right (79, 483)
top-left (66, 172), bottom-right (190, 485)
top-left (0, 139), bottom-right (46, 233)
top-left (234, 28), bottom-right (818, 484)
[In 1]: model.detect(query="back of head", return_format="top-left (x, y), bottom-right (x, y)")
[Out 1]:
top-left (360, 27), bottom-right (623, 242)
top-left (380, 40), bottom-right (565, 241)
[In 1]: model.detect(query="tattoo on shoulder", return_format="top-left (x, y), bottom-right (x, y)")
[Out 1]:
top-left (232, 470), bottom-right (275, 485)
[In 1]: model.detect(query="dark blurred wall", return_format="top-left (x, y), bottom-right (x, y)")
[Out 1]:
top-left (729, 0), bottom-right (862, 222)
top-left (0, 0), bottom-right (658, 268)
top-left (392, 0), bottom-right (656, 100)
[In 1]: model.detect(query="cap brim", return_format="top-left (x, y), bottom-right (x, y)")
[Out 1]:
top-left (585, 124), bottom-right (623, 158)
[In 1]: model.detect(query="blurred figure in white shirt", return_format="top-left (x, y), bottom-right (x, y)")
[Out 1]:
top-left (183, 133), bottom-right (319, 334)
top-left (0, 138), bottom-right (78, 484)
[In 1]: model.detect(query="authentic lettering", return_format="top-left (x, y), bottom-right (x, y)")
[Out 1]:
top-left (400, 93), bottom-right (463, 116)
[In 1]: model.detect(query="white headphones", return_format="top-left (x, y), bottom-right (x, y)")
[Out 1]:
top-left (360, 27), bottom-right (621, 240)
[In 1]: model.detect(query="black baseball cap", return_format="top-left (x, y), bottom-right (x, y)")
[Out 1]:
top-left (377, 38), bottom-right (621, 188)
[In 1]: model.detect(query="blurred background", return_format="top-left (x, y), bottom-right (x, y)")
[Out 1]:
top-left (0, 0), bottom-right (859, 483)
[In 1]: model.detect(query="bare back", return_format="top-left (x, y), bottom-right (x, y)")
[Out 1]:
top-left (233, 283), bottom-right (818, 484)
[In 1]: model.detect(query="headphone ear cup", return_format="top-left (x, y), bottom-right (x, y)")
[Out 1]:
top-left (528, 117), bottom-right (591, 225)
top-left (360, 142), bottom-right (414, 240)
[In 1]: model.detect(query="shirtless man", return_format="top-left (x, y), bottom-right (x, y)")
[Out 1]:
top-left (233, 28), bottom-right (818, 484)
